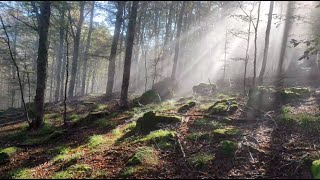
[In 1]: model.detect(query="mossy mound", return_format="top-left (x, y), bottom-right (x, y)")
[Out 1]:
top-left (139, 90), bottom-right (161, 105)
top-left (187, 152), bottom-right (215, 169)
top-left (127, 147), bottom-right (158, 166)
top-left (135, 129), bottom-right (176, 149)
top-left (177, 101), bottom-right (196, 113)
top-left (0, 147), bottom-right (20, 165)
top-left (185, 132), bottom-right (210, 142)
top-left (282, 87), bottom-right (311, 99)
top-left (135, 111), bottom-right (180, 134)
top-left (312, 160), bottom-right (320, 179)
top-left (207, 98), bottom-right (238, 115)
top-left (247, 86), bottom-right (278, 110)
top-left (218, 140), bottom-right (238, 156)
top-left (54, 164), bottom-right (93, 179)
top-left (213, 127), bottom-right (240, 137)
top-left (193, 83), bottom-right (216, 95)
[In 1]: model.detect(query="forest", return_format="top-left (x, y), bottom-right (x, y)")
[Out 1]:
top-left (0, 1), bottom-right (320, 179)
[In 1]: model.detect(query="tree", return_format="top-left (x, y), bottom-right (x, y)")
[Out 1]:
top-left (80, 1), bottom-right (95, 96)
top-left (68, 1), bottom-right (85, 97)
top-left (106, 1), bottom-right (125, 99)
top-left (171, 1), bottom-right (186, 80)
top-left (252, 1), bottom-right (261, 86)
top-left (54, 5), bottom-right (66, 102)
top-left (32, 1), bottom-right (51, 130)
top-left (120, 1), bottom-right (139, 108)
top-left (258, 1), bottom-right (274, 85)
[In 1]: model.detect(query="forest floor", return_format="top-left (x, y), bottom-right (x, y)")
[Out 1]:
top-left (0, 88), bottom-right (320, 179)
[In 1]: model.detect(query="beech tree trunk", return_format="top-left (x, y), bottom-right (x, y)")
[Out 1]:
top-left (55, 8), bottom-right (65, 102)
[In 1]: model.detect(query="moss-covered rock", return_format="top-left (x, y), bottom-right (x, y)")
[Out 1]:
top-left (139, 90), bottom-right (161, 105)
top-left (281, 87), bottom-right (311, 99)
top-left (135, 130), bottom-right (176, 149)
top-left (218, 140), bottom-right (238, 156)
top-left (0, 147), bottom-right (20, 165)
top-left (193, 83), bottom-right (216, 95)
top-left (312, 159), bottom-right (320, 179)
top-left (135, 111), bottom-right (180, 134)
top-left (185, 132), bottom-right (210, 142)
top-left (177, 101), bottom-right (196, 113)
top-left (207, 98), bottom-right (238, 115)
top-left (187, 152), bottom-right (215, 168)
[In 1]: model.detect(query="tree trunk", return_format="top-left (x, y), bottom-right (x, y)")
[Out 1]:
top-left (253, 1), bottom-right (261, 87)
top-left (55, 8), bottom-right (65, 102)
top-left (120, 1), bottom-right (139, 108)
top-left (68, 2), bottom-right (85, 97)
top-left (258, 1), bottom-right (274, 85)
top-left (80, 1), bottom-right (95, 96)
top-left (171, 1), bottom-right (186, 80)
top-left (32, 1), bottom-right (51, 130)
top-left (106, 1), bottom-right (125, 98)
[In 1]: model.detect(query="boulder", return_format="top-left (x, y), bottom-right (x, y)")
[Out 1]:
top-left (193, 83), bottom-right (216, 95)
top-left (135, 111), bottom-right (180, 134)
top-left (139, 90), bottom-right (161, 105)
top-left (177, 101), bottom-right (196, 113)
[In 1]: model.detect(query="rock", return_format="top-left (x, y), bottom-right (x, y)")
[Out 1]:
top-left (247, 86), bottom-right (277, 110)
top-left (135, 111), bottom-right (180, 134)
top-left (152, 78), bottom-right (178, 100)
top-left (139, 90), bottom-right (161, 105)
top-left (177, 101), bottom-right (196, 113)
top-left (207, 98), bottom-right (238, 115)
top-left (193, 83), bottom-right (216, 95)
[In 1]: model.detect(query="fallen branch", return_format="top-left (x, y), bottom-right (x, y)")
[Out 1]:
top-left (174, 133), bottom-right (186, 159)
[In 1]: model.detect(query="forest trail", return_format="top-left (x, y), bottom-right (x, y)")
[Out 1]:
top-left (0, 90), bottom-right (319, 179)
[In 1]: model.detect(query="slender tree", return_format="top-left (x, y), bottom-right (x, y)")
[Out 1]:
top-left (68, 1), bottom-right (85, 97)
top-left (106, 1), bottom-right (125, 99)
top-left (171, 1), bottom-right (186, 80)
top-left (120, 1), bottom-right (139, 108)
top-left (258, 1), bottom-right (274, 85)
top-left (81, 1), bottom-right (95, 96)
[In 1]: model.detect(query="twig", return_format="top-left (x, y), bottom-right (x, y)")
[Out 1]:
top-left (174, 133), bottom-right (186, 159)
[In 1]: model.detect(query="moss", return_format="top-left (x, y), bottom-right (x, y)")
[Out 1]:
top-left (282, 87), bottom-right (311, 99)
top-left (208, 99), bottom-right (238, 115)
top-left (135, 111), bottom-right (180, 134)
top-left (88, 135), bottom-right (108, 149)
top-left (139, 90), bottom-right (161, 105)
top-left (312, 160), bottom-right (320, 179)
top-left (68, 114), bottom-right (81, 122)
top-left (127, 146), bottom-right (158, 166)
top-left (120, 166), bottom-right (144, 178)
top-left (218, 140), bottom-right (238, 156)
top-left (53, 164), bottom-right (92, 179)
top-left (213, 127), bottom-right (240, 136)
top-left (185, 132), bottom-right (210, 142)
top-left (93, 104), bottom-right (108, 112)
top-left (52, 147), bottom-right (83, 165)
top-left (135, 129), bottom-right (175, 149)
top-left (187, 152), bottom-right (215, 168)
top-left (0, 146), bottom-right (20, 164)
top-left (192, 118), bottom-right (224, 129)
top-left (177, 101), bottom-right (196, 113)
top-left (10, 168), bottom-right (33, 179)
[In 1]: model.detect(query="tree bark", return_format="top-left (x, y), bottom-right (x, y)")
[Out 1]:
top-left (55, 8), bottom-right (65, 102)
top-left (106, 1), bottom-right (125, 98)
top-left (171, 1), bottom-right (186, 80)
top-left (80, 2), bottom-right (95, 96)
top-left (120, 1), bottom-right (139, 108)
top-left (258, 1), bottom-right (274, 85)
top-left (68, 1), bottom-right (85, 97)
top-left (253, 1), bottom-right (261, 87)
top-left (32, 1), bottom-right (51, 130)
